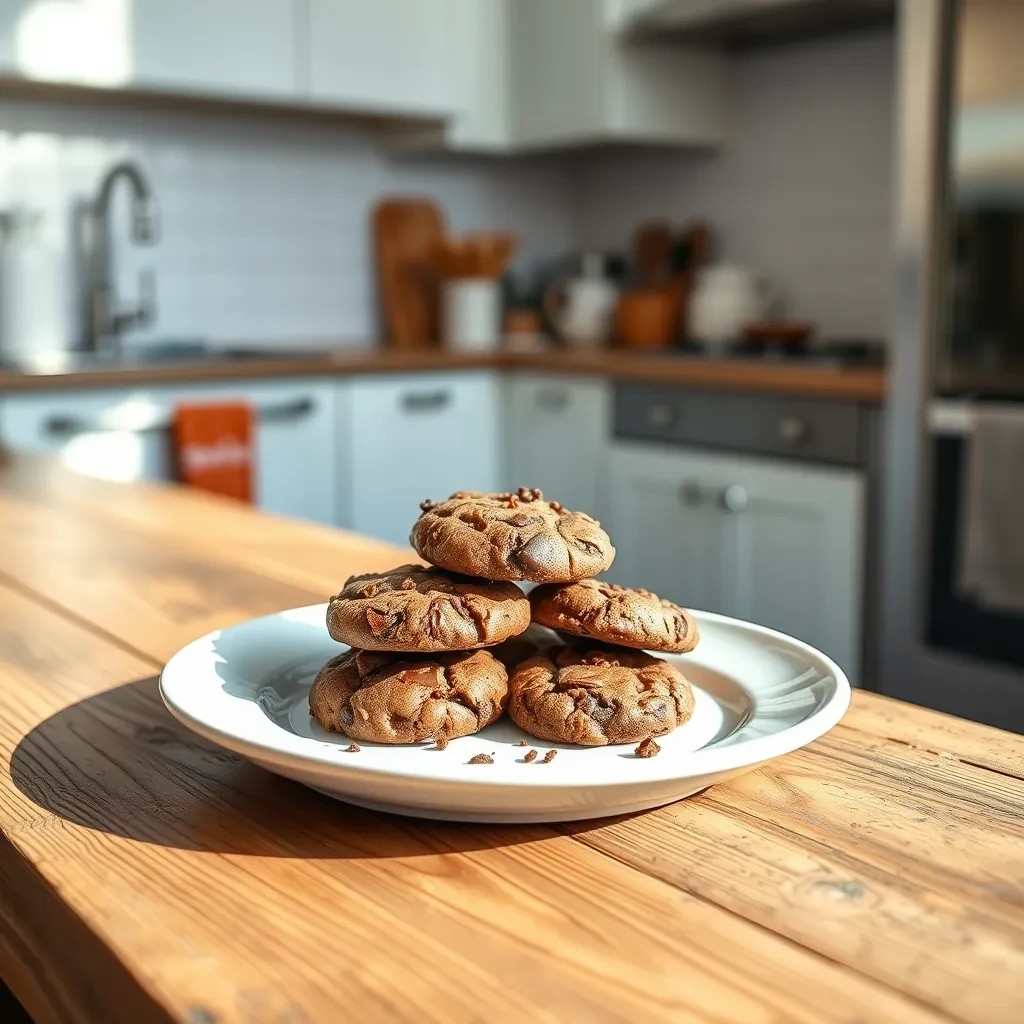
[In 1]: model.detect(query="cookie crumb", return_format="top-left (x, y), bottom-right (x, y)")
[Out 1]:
top-left (468, 753), bottom-right (494, 765)
top-left (542, 749), bottom-right (557, 763)
top-left (359, 581), bottom-right (379, 597)
top-left (635, 737), bottom-right (661, 758)
top-left (400, 577), bottom-right (416, 590)
top-left (517, 739), bottom-right (529, 747)
top-left (509, 512), bottom-right (530, 527)
top-left (345, 743), bottom-right (361, 753)
top-left (419, 498), bottom-right (435, 512)
top-left (433, 734), bottom-right (449, 751)
top-left (523, 748), bottom-right (538, 763)
top-left (357, 707), bottom-right (370, 721)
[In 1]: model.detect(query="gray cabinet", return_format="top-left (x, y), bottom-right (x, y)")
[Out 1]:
top-left (503, 375), bottom-right (610, 523)
top-left (607, 441), bottom-right (864, 678)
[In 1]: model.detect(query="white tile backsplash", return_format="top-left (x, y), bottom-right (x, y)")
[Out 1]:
top-left (0, 99), bottom-right (577, 351)
top-left (574, 29), bottom-right (896, 341)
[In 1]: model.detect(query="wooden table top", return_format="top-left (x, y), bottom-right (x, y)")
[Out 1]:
top-left (0, 454), bottom-right (1018, 1024)
top-left (0, 347), bottom-right (887, 402)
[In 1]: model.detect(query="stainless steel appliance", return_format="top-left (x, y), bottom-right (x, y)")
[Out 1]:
top-left (78, 160), bottom-right (159, 355)
top-left (882, 0), bottom-right (1024, 729)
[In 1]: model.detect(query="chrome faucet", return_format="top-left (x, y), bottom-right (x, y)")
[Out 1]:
top-left (83, 160), bottom-right (159, 354)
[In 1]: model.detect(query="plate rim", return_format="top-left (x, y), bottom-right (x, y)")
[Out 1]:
top-left (159, 604), bottom-right (851, 789)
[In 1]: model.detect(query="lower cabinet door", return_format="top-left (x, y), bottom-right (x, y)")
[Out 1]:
top-left (0, 379), bottom-right (338, 526)
top-left (608, 442), bottom-right (864, 679)
top-left (346, 372), bottom-right (501, 547)
top-left (502, 375), bottom-right (610, 522)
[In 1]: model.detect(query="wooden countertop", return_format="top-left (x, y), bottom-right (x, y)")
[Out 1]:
top-left (1, 456), bottom-right (1018, 1024)
top-left (0, 348), bottom-right (887, 402)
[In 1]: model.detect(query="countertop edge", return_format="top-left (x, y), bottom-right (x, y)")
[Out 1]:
top-left (0, 350), bottom-right (887, 403)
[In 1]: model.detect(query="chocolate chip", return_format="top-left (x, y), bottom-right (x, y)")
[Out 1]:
top-left (635, 737), bottom-right (661, 758)
top-left (419, 498), bottom-right (435, 512)
top-left (549, 500), bottom-right (563, 513)
top-left (509, 513), bottom-right (530, 527)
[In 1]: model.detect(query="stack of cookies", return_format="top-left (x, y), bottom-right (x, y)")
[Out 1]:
top-left (309, 488), bottom-right (700, 752)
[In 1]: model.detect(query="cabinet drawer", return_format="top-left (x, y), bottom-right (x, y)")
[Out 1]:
top-left (614, 383), bottom-right (864, 466)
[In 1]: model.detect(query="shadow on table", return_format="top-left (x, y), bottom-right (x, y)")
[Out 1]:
top-left (11, 677), bottom-right (578, 858)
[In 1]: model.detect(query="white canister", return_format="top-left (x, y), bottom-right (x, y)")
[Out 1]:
top-left (688, 264), bottom-right (778, 348)
top-left (442, 278), bottom-right (500, 351)
top-left (0, 207), bottom-right (65, 359)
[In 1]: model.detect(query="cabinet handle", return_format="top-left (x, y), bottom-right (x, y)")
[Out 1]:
top-left (647, 403), bottom-right (674, 428)
top-left (778, 415), bottom-right (809, 445)
top-left (42, 396), bottom-right (316, 438)
top-left (400, 389), bottom-right (452, 413)
top-left (535, 388), bottom-right (570, 412)
top-left (720, 484), bottom-right (748, 513)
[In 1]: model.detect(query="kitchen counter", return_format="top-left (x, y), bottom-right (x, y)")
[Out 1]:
top-left (0, 454), bottom-right (1018, 1023)
top-left (0, 347), bottom-right (887, 402)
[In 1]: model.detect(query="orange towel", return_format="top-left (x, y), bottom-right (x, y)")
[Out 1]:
top-left (172, 402), bottom-right (255, 503)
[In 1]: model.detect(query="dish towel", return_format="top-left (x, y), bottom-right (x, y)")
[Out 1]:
top-left (172, 402), bottom-right (255, 503)
top-left (957, 406), bottom-right (1024, 613)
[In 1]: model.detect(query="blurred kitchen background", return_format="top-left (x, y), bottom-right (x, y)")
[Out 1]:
top-left (0, 1), bottom-right (1021, 729)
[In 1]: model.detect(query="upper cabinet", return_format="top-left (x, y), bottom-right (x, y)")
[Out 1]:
top-left (507, 0), bottom-right (729, 150)
top-left (306, 0), bottom-right (461, 117)
top-left (0, 0), bottom-right (730, 151)
top-left (0, 0), bottom-right (300, 99)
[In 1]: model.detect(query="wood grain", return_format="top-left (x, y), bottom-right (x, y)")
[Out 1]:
top-left (0, 348), bottom-right (887, 402)
top-left (0, 583), bottom-right (946, 1024)
top-left (0, 455), bottom-right (1019, 1024)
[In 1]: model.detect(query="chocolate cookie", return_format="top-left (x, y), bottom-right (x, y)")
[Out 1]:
top-left (529, 580), bottom-right (700, 654)
top-left (507, 645), bottom-right (693, 746)
top-left (327, 563), bottom-right (529, 652)
top-left (309, 648), bottom-right (507, 744)
top-left (411, 488), bottom-right (615, 583)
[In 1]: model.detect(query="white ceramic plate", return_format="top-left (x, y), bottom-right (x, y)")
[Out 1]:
top-left (160, 605), bottom-right (850, 823)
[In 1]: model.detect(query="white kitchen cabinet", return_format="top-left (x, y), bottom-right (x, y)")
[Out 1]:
top-left (0, 1), bottom-right (300, 99)
top-left (306, 0), bottom-right (461, 117)
top-left (607, 442), bottom-right (864, 677)
top-left (502, 375), bottom-right (610, 523)
top-left (0, 379), bottom-right (338, 524)
top-left (344, 372), bottom-right (500, 546)
top-left (508, 0), bottom-right (729, 149)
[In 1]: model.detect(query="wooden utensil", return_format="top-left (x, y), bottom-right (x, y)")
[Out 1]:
top-left (633, 222), bottom-right (674, 287)
top-left (372, 197), bottom-right (445, 349)
top-left (432, 232), bottom-right (518, 280)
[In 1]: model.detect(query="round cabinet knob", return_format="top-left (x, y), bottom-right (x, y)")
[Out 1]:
top-left (647, 404), bottom-right (674, 428)
top-left (778, 415), bottom-right (809, 445)
top-left (720, 484), bottom-right (748, 513)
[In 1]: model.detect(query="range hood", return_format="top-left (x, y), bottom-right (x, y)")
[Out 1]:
top-left (620, 0), bottom-right (894, 49)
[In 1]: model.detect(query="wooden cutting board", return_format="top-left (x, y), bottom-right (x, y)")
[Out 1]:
top-left (372, 197), bottom-right (445, 349)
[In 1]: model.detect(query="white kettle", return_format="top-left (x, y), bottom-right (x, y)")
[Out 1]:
top-left (688, 264), bottom-right (778, 347)
top-left (544, 253), bottom-right (618, 347)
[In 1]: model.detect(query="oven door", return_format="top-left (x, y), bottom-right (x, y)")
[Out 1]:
top-left (927, 401), bottom-right (1024, 669)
